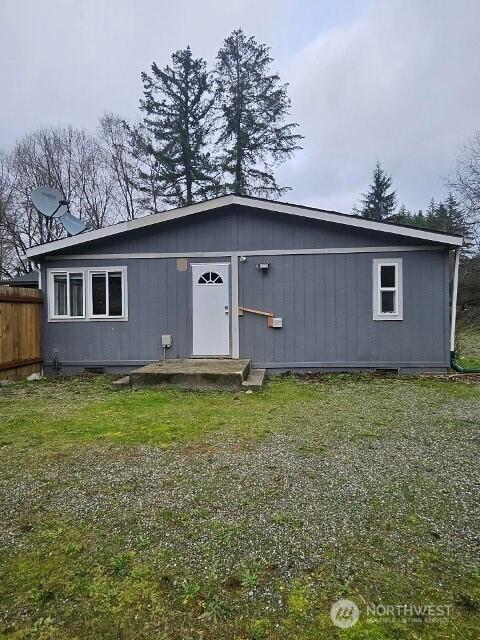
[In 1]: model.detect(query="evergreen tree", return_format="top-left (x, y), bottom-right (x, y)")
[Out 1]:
top-left (134, 47), bottom-right (218, 208)
top-left (392, 203), bottom-right (411, 224)
top-left (443, 192), bottom-right (470, 236)
top-left (418, 195), bottom-right (470, 236)
top-left (425, 198), bottom-right (437, 228)
top-left (410, 209), bottom-right (426, 227)
top-left (359, 162), bottom-right (397, 221)
top-left (214, 29), bottom-right (302, 197)
top-left (388, 193), bottom-right (472, 249)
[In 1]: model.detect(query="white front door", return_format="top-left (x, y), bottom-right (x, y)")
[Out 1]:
top-left (192, 263), bottom-right (230, 356)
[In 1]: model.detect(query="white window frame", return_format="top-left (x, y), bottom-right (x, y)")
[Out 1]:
top-left (373, 258), bottom-right (403, 321)
top-left (48, 268), bottom-right (86, 320)
top-left (87, 267), bottom-right (128, 320)
top-left (47, 266), bottom-right (128, 322)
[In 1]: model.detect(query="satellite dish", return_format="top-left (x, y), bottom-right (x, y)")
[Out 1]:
top-left (30, 186), bottom-right (89, 236)
top-left (31, 186), bottom-right (68, 218)
top-left (61, 212), bottom-right (88, 236)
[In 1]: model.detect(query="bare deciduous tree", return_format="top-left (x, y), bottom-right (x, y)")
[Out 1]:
top-left (73, 129), bottom-right (117, 229)
top-left (447, 132), bottom-right (480, 249)
top-left (0, 153), bottom-right (19, 278)
top-left (0, 125), bottom-right (132, 276)
top-left (99, 113), bottom-right (140, 221)
top-left (124, 121), bottom-right (164, 215)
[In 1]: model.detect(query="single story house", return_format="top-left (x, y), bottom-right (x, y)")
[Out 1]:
top-left (25, 194), bottom-right (463, 375)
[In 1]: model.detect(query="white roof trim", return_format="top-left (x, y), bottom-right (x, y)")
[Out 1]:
top-left (25, 194), bottom-right (462, 258)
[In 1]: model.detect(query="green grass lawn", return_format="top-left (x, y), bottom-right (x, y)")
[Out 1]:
top-left (0, 374), bottom-right (479, 639)
top-left (457, 324), bottom-right (480, 369)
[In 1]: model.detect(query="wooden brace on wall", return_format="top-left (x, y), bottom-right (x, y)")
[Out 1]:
top-left (238, 305), bottom-right (277, 327)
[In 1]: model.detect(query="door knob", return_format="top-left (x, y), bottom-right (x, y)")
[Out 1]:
top-left (225, 306), bottom-right (229, 315)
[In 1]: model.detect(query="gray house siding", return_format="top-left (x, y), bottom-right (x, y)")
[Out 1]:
top-left (40, 205), bottom-right (451, 374)
top-left (41, 256), bottom-right (230, 371)
top-left (238, 250), bottom-right (449, 369)
top-left (53, 205), bottom-right (428, 257)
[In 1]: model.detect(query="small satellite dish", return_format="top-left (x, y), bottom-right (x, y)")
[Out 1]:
top-left (30, 186), bottom-right (89, 236)
top-left (31, 186), bottom-right (68, 218)
top-left (61, 212), bottom-right (88, 236)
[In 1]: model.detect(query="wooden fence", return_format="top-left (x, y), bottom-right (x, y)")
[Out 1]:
top-left (0, 285), bottom-right (43, 381)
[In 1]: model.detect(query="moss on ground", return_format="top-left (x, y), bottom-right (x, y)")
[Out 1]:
top-left (0, 374), bottom-right (479, 639)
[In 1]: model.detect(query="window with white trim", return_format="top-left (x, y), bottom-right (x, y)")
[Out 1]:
top-left (49, 270), bottom-right (85, 319)
top-left (373, 258), bottom-right (403, 320)
top-left (89, 269), bottom-right (125, 318)
top-left (48, 267), bottom-right (127, 321)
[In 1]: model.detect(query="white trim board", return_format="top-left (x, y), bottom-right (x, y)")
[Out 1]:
top-left (25, 194), bottom-right (462, 258)
top-left (46, 245), bottom-right (445, 261)
top-left (231, 255), bottom-right (240, 359)
top-left (47, 266), bottom-right (128, 322)
top-left (372, 258), bottom-right (403, 321)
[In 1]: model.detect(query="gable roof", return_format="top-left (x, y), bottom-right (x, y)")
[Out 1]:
top-left (25, 193), bottom-right (463, 259)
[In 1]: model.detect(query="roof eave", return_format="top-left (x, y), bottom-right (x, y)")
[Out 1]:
top-left (25, 194), bottom-right (463, 259)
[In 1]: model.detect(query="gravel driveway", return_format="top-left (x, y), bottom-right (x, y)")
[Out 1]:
top-left (0, 374), bottom-right (479, 639)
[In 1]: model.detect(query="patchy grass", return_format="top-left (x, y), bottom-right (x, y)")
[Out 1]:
top-left (457, 310), bottom-right (480, 369)
top-left (457, 326), bottom-right (480, 369)
top-left (0, 374), bottom-right (479, 639)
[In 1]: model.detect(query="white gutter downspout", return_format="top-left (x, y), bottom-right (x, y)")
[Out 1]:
top-left (449, 247), bottom-right (480, 372)
top-left (35, 262), bottom-right (42, 291)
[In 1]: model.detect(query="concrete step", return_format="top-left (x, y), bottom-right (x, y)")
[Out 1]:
top-left (129, 358), bottom-right (251, 391)
top-left (242, 368), bottom-right (266, 390)
top-left (112, 375), bottom-right (131, 390)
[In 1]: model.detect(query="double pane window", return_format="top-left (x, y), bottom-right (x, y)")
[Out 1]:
top-left (52, 272), bottom-right (84, 317)
top-left (90, 271), bottom-right (123, 317)
top-left (49, 268), bottom-right (126, 320)
top-left (373, 259), bottom-right (403, 320)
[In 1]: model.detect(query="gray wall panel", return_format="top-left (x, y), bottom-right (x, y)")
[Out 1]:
top-left (56, 205), bottom-right (431, 257)
top-left (238, 250), bottom-right (449, 367)
top-left (41, 257), bottom-right (230, 366)
top-left (40, 205), bottom-right (451, 370)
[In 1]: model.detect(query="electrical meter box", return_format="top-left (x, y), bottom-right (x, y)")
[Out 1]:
top-left (161, 335), bottom-right (172, 348)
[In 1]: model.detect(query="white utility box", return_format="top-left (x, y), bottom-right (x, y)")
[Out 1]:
top-left (161, 334), bottom-right (173, 348)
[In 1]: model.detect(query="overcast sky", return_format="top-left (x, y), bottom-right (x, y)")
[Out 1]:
top-left (2, 0), bottom-right (479, 213)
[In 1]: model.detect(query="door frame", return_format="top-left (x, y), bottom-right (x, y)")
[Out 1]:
top-left (191, 262), bottom-right (231, 357)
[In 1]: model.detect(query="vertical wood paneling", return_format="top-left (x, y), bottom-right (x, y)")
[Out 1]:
top-left (40, 216), bottom-right (450, 370)
top-left (79, 205), bottom-right (418, 257)
top-left (0, 286), bottom-right (42, 380)
top-left (237, 250), bottom-right (449, 367)
top-left (304, 256), bottom-right (316, 361)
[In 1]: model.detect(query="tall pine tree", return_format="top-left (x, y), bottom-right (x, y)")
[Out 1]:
top-left (134, 47), bottom-right (218, 208)
top-left (443, 193), bottom-right (470, 236)
top-left (359, 162), bottom-right (397, 221)
top-left (214, 29), bottom-right (302, 197)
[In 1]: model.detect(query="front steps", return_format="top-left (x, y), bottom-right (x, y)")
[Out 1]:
top-left (241, 367), bottom-right (266, 389)
top-left (113, 359), bottom-right (266, 391)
